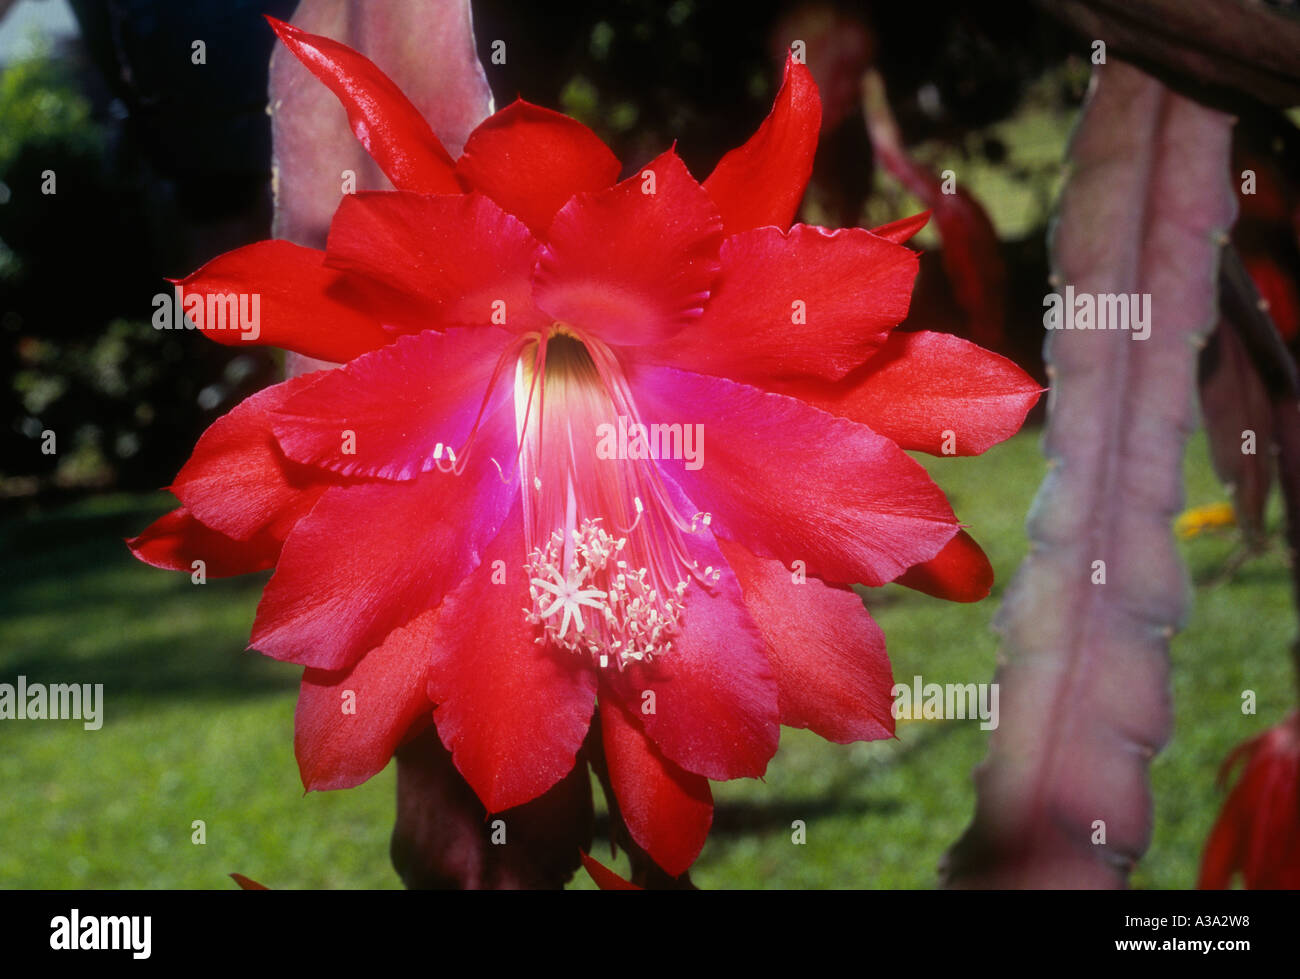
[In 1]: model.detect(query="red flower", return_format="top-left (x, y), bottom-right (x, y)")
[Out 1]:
top-left (1200, 712), bottom-right (1300, 889)
top-left (580, 851), bottom-right (641, 890)
top-left (128, 17), bottom-right (1039, 878)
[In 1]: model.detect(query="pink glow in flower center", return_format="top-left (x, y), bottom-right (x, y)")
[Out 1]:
top-left (513, 330), bottom-right (716, 668)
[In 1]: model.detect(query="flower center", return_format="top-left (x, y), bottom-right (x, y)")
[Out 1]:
top-left (514, 329), bottom-right (713, 669)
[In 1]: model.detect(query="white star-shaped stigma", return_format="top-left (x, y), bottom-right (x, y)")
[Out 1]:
top-left (530, 566), bottom-right (607, 640)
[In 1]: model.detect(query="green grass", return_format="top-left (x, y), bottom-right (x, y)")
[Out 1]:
top-left (1, 427), bottom-right (1293, 888)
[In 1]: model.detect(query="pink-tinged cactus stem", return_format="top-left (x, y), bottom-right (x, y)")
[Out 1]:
top-left (943, 59), bottom-right (1237, 888)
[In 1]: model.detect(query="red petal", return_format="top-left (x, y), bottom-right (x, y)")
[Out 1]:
top-left (579, 851), bottom-right (641, 890)
top-left (250, 403), bottom-right (518, 671)
top-left (1243, 249), bottom-right (1300, 341)
top-left (295, 609), bottom-right (438, 791)
top-left (271, 328), bottom-right (512, 480)
top-left (719, 538), bottom-right (894, 743)
top-left (325, 191), bottom-right (550, 334)
top-left (171, 374), bottom-right (333, 541)
top-left (425, 506), bottom-right (597, 813)
top-left (703, 55), bottom-right (821, 235)
top-left (603, 502), bottom-right (780, 781)
top-left (1198, 717), bottom-right (1300, 889)
top-left (266, 0), bottom-right (492, 250)
top-left (172, 240), bottom-right (393, 363)
top-left (893, 530), bottom-right (994, 603)
top-left (266, 16), bottom-right (459, 195)
top-left (1198, 737), bottom-right (1260, 888)
top-left (777, 330), bottom-right (1042, 455)
top-left (640, 224), bottom-right (917, 382)
top-left (533, 149), bottom-right (722, 346)
top-left (628, 366), bottom-right (959, 586)
top-left (928, 188), bottom-right (1007, 350)
top-left (127, 507), bottom-right (280, 577)
top-left (1236, 719), bottom-right (1300, 888)
top-left (229, 873), bottom-right (269, 890)
top-left (864, 71), bottom-right (1006, 349)
top-left (601, 698), bottom-right (712, 877)
top-left (870, 210), bottom-right (931, 245)
top-left (456, 100), bottom-right (622, 236)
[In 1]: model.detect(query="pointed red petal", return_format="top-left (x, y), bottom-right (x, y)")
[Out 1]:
top-left (601, 698), bottom-right (712, 877)
top-left (271, 328), bottom-right (513, 480)
top-left (704, 54), bottom-right (821, 234)
top-left (127, 507), bottom-right (280, 577)
top-left (719, 538), bottom-right (894, 743)
top-left (173, 240), bottom-right (393, 363)
top-left (295, 608), bottom-right (439, 792)
top-left (603, 501), bottom-right (780, 781)
top-left (870, 210), bottom-right (931, 245)
top-left (267, 0), bottom-right (492, 249)
top-left (457, 100), bottom-right (622, 236)
top-left (629, 367), bottom-right (959, 587)
top-left (325, 191), bottom-right (550, 334)
top-left (171, 374), bottom-right (333, 542)
top-left (533, 149), bottom-right (722, 347)
top-left (778, 330), bottom-right (1042, 456)
top-left (250, 404), bottom-right (518, 671)
top-left (425, 507), bottom-right (597, 813)
top-left (1199, 716), bottom-right (1300, 889)
top-left (893, 530), bottom-right (994, 603)
top-left (579, 851), bottom-right (641, 890)
top-left (639, 223), bottom-right (917, 382)
top-left (266, 16), bottom-right (460, 195)
top-left (864, 71), bottom-right (1006, 349)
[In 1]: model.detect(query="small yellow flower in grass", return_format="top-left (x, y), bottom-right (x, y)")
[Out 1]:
top-left (1175, 501), bottom-right (1236, 539)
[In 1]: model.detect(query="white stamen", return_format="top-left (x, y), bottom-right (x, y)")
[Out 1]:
top-left (525, 518), bottom-right (689, 669)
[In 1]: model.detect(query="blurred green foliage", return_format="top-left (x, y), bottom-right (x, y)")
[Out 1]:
top-left (0, 48), bottom-right (101, 174)
top-left (0, 52), bottom-right (275, 494)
